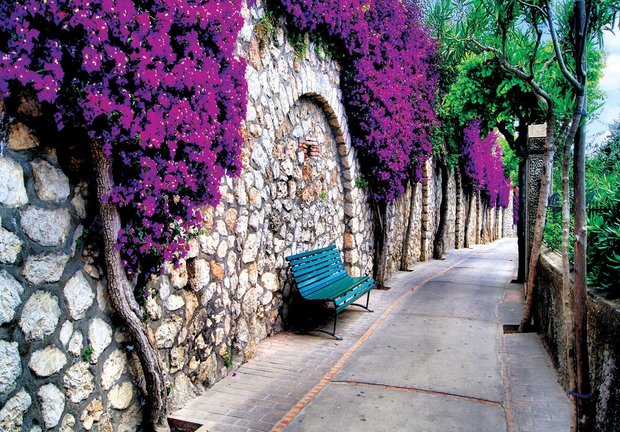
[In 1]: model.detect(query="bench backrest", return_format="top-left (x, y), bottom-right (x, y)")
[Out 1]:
top-left (285, 245), bottom-right (348, 298)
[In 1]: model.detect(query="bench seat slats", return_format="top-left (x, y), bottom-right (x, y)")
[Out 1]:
top-left (289, 255), bottom-right (344, 280)
top-left (297, 271), bottom-right (349, 297)
top-left (285, 245), bottom-right (336, 261)
top-left (303, 274), bottom-right (364, 300)
top-left (287, 248), bottom-right (341, 266)
top-left (286, 244), bottom-right (374, 338)
top-left (308, 275), bottom-right (370, 301)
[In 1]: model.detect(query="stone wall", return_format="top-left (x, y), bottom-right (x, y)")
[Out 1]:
top-left (0, 131), bottom-right (143, 430)
top-left (0, 1), bottom-right (516, 430)
top-left (398, 183), bottom-right (423, 271)
top-left (536, 250), bottom-right (620, 431)
top-left (382, 157), bottom-right (515, 280)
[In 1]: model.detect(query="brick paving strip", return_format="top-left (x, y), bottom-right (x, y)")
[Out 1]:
top-left (169, 239), bottom-right (571, 432)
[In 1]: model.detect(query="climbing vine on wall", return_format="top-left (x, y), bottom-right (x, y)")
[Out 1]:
top-left (276, 0), bottom-right (439, 202)
top-left (0, 0), bottom-right (247, 279)
top-left (462, 120), bottom-right (512, 208)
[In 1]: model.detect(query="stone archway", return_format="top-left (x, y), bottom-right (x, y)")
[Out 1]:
top-left (264, 94), bottom-right (349, 324)
top-left (241, 31), bottom-right (374, 337)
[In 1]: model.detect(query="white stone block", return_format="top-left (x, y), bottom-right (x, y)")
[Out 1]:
top-left (0, 341), bottom-right (21, 396)
top-left (0, 270), bottom-right (23, 325)
top-left (0, 157), bottom-right (28, 207)
top-left (38, 384), bottom-right (65, 429)
top-left (19, 291), bottom-right (61, 340)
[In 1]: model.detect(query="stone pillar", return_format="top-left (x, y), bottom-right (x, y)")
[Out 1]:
top-left (525, 124), bottom-right (547, 277)
top-left (419, 158), bottom-right (432, 261)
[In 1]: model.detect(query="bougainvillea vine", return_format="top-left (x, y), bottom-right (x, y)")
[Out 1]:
top-left (0, 0), bottom-right (247, 278)
top-left (462, 120), bottom-right (512, 208)
top-left (277, 0), bottom-right (439, 202)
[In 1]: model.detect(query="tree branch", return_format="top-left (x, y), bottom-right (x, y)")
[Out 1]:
top-left (540, 53), bottom-right (557, 75)
top-left (468, 38), bottom-right (554, 107)
top-left (516, 0), bottom-right (549, 19)
top-left (496, 121), bottom-right (516, 149)
top-left (530, 15), bottom-right (543, 77)
top-left (544, 0), bottom-right (583, 91)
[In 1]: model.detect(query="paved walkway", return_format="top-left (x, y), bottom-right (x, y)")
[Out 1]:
top-left (169, 238), bottom-right (571, 432)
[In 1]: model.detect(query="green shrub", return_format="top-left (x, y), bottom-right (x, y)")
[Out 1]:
top-left (586, 170), bottom-right (620, 297)
top-left (543, 208), bottom-right (575, 263)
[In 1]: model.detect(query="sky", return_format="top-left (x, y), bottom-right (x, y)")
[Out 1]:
top-left (590, 30), bottom-right (620, 146)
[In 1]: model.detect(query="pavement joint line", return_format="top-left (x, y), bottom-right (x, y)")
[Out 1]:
top-left (392, 311), bottom-right (497, 323)
top-left (270, 257), bottom-right (468, 432)
top-left (496, 270), bottom-right (523, 432)
top-left (426, 281), bottom-right (509, 290)
top-left (330, 380), bottom-right (504, 408)
top-left (498, 322), bottom-right (518, 432)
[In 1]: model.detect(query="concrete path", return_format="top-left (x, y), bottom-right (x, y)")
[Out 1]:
top-left (169, 238), bottom-right (571, 432)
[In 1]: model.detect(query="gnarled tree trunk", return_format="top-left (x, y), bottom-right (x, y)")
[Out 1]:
top-left (433, 161), bottom-right (449, 259)
top-left (464, 191), bottom-right (474, 248)
top-left (401, 181), bottom-right (418, 270)
top-left (372, 199), bottom-right (389, 289)
top-left (91, 142), bottom-right (169, 431)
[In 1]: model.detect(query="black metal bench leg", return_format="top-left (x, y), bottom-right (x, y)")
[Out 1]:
top-left (350, 291), bottom-right (374, 313)
top-left (331, 312), bottom-right (342, 340)
top-left (301, 311), bottom-right (342, 340)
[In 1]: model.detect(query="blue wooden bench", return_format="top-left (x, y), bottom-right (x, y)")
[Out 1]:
top-left (285, 245), bottom-right (374, 340)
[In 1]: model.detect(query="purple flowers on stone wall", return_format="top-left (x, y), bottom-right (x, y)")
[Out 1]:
top-left (462, 120), bottom-right (512, 208)
top-left (0, 0), bottom-right (440, 277)
top-left (0, 0), bottom-right (247, 276)
top-left (278, 0), bottom-right (439, 202)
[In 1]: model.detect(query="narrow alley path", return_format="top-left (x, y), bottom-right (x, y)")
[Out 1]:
top-left (169, 238), bottom-right (571, 432)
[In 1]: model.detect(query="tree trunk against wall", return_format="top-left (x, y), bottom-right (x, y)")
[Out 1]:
top-left (480, 199), bottom-right (488, 243)
top-left (91, 143), bottom-right (169, 431)
top-left (433, 162), bottom-right (449, 259)
top-left (517, 159), bottom-right (527, 282)
top-left (497, 206), bottom-right (501, 240)
top-left (464, 191), bottom-right (474, 248)
top-left (476, 191), bottom-right (482, 244)
top-left (573, 122), bottom-right (591, 430)
top-left (372, 199), bottom-right (388, 289)
top-left (400, 181), bottom-right (418, 270)
top-left (560, 117), bottom-right (578, 431)
top-left (571, 3), bottom-right (591, 428)
top-left (498, 121), bottom-right (528, 282)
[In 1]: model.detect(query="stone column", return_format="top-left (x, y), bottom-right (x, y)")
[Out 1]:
top-left (525, 124), bottom-right (547, 277)
top-left (419, 158), bottom-right (432, 261)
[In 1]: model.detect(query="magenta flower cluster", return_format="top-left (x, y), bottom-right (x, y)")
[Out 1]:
top-left (277, 0), bottom-right (439, 202)
top-left (0, 0), bottom-right (247, 276)
top-left (462, 120), bottom-right (512, 208)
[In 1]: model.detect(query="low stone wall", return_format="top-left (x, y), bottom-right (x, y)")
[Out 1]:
top-left (536, 250), bottom-right (620, 431)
